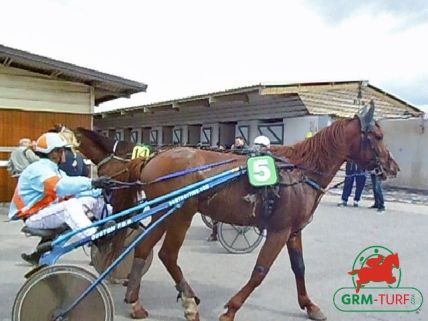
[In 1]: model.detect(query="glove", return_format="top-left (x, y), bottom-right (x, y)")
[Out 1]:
top-left (92, 176), bottom-right (114, 189)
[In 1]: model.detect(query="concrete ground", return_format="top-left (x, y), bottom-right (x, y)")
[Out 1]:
top-left (0, 193), bottom-right (426, 321)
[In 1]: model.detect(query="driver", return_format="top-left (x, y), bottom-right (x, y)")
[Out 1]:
top-left (9, 132), bottom-right (111, 242)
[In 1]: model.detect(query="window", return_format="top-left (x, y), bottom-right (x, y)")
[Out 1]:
top-left (115, 129), bottom-right (124, 141)
top-left (150, 129), bottom-right (159, 145)
top-left (201, 127), bottom-right (212, 145)
top-left (257, 124), bottom-right (284, 145)
top-left (130, 129), bottom-right (140, 143)
top-left (238, 125), bottom-right (250, 143)
top-left (173, 128), bottom-right (183, 145)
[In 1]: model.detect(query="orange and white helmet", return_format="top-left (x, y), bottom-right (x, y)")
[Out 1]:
top-left (35, 133), bottom-right (67, 154)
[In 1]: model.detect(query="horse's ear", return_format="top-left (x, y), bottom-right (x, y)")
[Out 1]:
top-left (356, 100), bottom-right (376, 133)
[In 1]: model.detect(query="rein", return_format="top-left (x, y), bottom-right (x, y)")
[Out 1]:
top-left (96, 139), bottom-right (132, 178)
top-left (105, 158), bottom-right (238, 189)
top-left (97, 152), bottom-right (130, 168)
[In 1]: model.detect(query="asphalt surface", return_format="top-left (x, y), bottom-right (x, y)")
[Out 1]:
top-left (0, 194), bottom-right (426, 321)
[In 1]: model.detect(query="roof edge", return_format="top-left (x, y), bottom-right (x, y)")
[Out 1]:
top-left (95, 80), bottom-right (423, 117)
top-left (0, 44), bottom-right (147, 91)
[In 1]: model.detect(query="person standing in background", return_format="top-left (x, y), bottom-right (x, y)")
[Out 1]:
top-left (231, 136), bottom-right (248, 151)
top-left (370, 171), bottom-right (386, 213)
top-left (338, 160), bottom-right (366, 207)
top-left (7, 138), bottom-right (39, 177)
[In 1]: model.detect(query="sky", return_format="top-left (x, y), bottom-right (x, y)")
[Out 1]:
top-left (1, 0), bottom-right (428, 113)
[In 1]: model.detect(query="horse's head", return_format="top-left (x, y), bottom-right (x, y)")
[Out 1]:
top-left (391, 253), bottom-right (400, 269)
top-left (346, 101), bottom-right (400, 180)
top-left (75, 127), bottom-right (134, 178)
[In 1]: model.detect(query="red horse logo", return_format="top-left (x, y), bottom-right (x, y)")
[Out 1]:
top-left (348, 253), bottom-right (400, 293)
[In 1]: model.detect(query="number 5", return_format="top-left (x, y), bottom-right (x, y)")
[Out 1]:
top-left (253, 159), bottom-right (271, 182)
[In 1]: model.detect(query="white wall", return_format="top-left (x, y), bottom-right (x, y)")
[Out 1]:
top-left (380, 118), bottom-right (428, 190)
top-left (0, 65), bottom-right (93, 114)
top-left (283, 115), bottom-right (331, 145)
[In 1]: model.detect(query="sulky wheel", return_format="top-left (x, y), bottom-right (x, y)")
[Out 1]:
top-left (200, 214), bottom-right (214, 229)
top-left (12, 264), bottom-right (114, 321)
top-left (91, 226), bottom-right (153, 284)
top-left (217, 222), bottom-right (264, 254)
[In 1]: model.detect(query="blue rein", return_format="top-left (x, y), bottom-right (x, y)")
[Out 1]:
top-left (147, 158), bottom-right (237, 184)
top-left (109, 158), bottom-right (239, 189)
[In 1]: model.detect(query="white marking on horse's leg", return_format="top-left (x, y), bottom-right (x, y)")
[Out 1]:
top-left (181, 296), bottom-right (199, 321)
top-left (176, 279), bottom-right (200, 321)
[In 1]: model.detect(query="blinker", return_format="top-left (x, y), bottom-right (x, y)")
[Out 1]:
top-left (356, 100), bottom-right (376, 133)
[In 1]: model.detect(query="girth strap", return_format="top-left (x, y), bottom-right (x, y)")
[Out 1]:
top-left (261, 186), bottom-right (279, 222)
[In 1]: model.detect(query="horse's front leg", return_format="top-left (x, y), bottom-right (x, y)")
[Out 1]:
top-left (287, 232), bottom-right (326, 320)
top-left (220, 228), bottom-right (290, 321)
top-left (158, 214), bottom-right (200, 321)
top-left (126, 224), bottom-right (167, 319)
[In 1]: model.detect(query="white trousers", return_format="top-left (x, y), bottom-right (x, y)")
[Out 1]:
top-left (25, 197), bottom-right (111, 239)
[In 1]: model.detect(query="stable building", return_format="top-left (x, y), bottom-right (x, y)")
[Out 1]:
top-left (94, 81), bottom-right (427, 190)
top-left (0, 44), bottom-right (147, 202)
top-left (94, 81), bottom-right (422, 147)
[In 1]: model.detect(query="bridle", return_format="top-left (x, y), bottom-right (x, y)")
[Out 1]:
top-left (359, 126), bottom-right (386, 177)
top-left (97, 140), bottom-right (132, 179)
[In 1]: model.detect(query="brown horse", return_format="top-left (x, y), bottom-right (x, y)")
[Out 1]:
top-left (75, 106), bottom-right (399, 321)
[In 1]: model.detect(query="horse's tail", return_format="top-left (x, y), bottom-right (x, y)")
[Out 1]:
top-left (348, 269), bottom-right (359, 275)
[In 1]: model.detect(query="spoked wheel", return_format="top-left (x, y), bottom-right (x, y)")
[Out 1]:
top-left (200, 214), bottom-right (214, 229)
top-left (12, 264), bottom-right (114, 321)
top-left (217, 222), bottom-right (264, 254)
top-left (91, 226), bottom-right (154, 284)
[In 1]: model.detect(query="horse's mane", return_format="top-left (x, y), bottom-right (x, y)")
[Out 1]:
top-left (272, 119), bottom-right (350, 173)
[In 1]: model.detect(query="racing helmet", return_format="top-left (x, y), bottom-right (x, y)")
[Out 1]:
top-left (35, 132), bottom-right (67, 154)
top-left (254, 135), bottom-right (271, 148)
top-left (305, 131), bottom-right (314, 139)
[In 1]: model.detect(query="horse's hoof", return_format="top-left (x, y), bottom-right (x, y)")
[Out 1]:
top-left (130, 309), bottom-right (149, 319)
top-left (182, 297), bottom-right (199, 321)
top-left (192, 312), bottom-right (201, 321)
top-left (130, 302), bottom-right (149, 319)
top-left (307, 307), bottom-right (327, 321)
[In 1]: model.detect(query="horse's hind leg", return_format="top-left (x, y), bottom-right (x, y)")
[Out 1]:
top-left (126, 224), bottom-right (167, 319)
top-left (158, 214), bottom-right (200, 321)
top-left (287, 232), bottom-right (326, 321)
top-left (220, 229), bottom-right (290, 321)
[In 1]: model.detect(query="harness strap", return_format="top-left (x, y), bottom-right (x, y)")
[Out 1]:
top-left (112, 140), bottom-right (119, 154)
top-left (98, 154), bottom-right (130, 168)
top-left (277, 178), bottom-right (305, 187)
top-left (261, 186), bottom-right (278, 222)
top-left (303, 177), bottom-right (325, 193)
